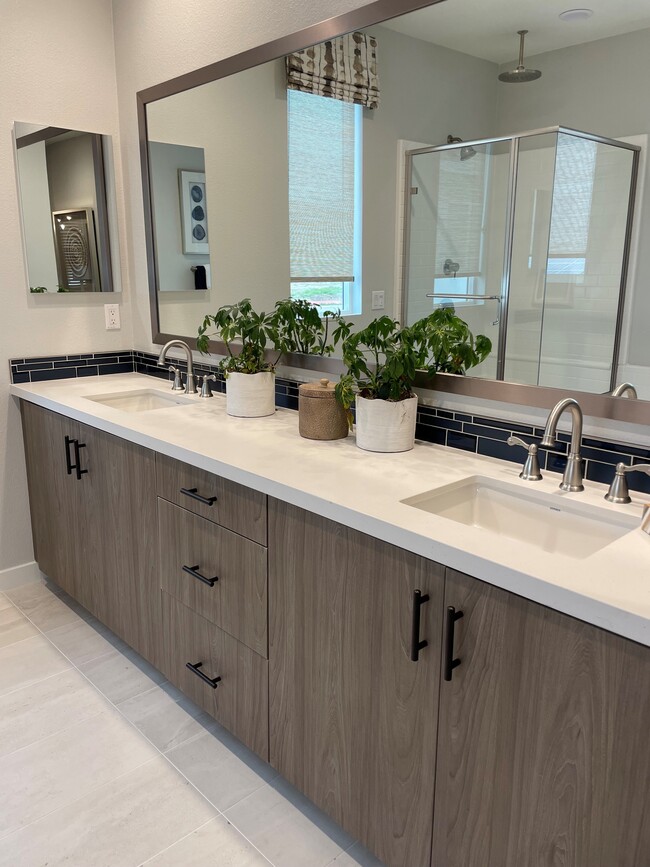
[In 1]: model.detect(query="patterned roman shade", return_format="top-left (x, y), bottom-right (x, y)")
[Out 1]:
top-left (286, 31), bottom-right (380, 109)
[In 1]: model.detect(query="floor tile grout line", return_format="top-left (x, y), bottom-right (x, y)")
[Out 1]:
top-left (0, 755), bottom-right (163, 845)
top-left (0, 625), bottom-right (46, 653)
top-left (137, 815), bottom-right (276, 867)
top-left (0, 707), bottom-right (108, 763)
top-left (136, 817), bottom-right (220, 867)
top-left (0, 655), bottom-right (74, 699)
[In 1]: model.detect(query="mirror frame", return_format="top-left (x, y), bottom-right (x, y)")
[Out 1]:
top-left (137, 0), bottom-right (649, 425)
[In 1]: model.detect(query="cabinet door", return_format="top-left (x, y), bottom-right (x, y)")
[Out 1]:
top-left (20, 401), bottom-right (84, 598)
top-left (432, 568), bottom-right (650, 867)
top-left (269, 499), bottom-right (444, 867)
top-left (75, 422), bottom-right (160, 666)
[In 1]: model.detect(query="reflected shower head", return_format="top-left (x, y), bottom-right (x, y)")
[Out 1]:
top-left (498, 31), bottom-right (542, 83)
top-left (446, 134), bottom-right (478, 161)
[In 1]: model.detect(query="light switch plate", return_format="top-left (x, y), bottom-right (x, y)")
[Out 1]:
top-left (104, 304), bottom-right (121, 330)
top-left (371, 290), bottom-right (385, 310)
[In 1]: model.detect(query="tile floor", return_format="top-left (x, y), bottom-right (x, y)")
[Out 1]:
top-left (0, 580), bottom-right (383, 867)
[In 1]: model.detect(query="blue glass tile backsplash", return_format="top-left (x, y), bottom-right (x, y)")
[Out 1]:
top-left (9, 350), bottom-right (650, 495)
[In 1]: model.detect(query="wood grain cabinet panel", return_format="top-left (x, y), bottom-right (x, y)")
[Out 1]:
top-left (75, 422), bottom-right (160, 667)
top-left (161, 592), bottom-right (268, 759)
top-left (20, 401), bottom-right (84, 600)
top-left (156, 453), bottom-right (267, 544)
top-left (269, 498), bottom-right (445, 867)
top-left (20, 402), bottom-right (161, 668)
top-left (158, 498), bottom-right (267, 657)
top-left (432, 568), bottom-right (650, 867)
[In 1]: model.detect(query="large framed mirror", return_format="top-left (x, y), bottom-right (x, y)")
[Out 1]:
top-left (14, 123), bottom-right (121, 294)
top-left (138, 0), bottom-right (650, 423)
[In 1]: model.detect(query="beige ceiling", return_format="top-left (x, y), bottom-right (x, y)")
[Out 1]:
top-left (384, 0), bottom-right (650, 63)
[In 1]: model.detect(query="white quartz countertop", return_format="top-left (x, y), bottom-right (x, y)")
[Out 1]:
top-left (11, 373), bottom-right (650, 647)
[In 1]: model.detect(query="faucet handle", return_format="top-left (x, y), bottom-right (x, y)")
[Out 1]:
top-left (168, 365), bottom-right (184, 392)
top-left (199, 373), bottom-right (217, 398)
top-left (605, 462), bottom-right (650, 504)
top-left (507, 436), bottom-right (543, 481)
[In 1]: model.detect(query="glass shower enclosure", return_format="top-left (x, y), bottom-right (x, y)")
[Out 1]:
top-left (401, 127), bottom-right (640, 393)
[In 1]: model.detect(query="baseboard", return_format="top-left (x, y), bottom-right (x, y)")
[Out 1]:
top-left (0, 561), bottom-right (43, 591)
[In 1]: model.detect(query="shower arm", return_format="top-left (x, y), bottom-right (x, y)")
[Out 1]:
top-left (517, 31), bottom-right (526, 69)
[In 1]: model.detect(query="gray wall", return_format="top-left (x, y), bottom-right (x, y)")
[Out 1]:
top-left (495, 27), bottom-right (650, 368)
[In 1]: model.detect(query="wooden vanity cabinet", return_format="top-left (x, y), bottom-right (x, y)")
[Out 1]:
top-left (269, 498), bottom-right (445, 867)
top-left (21, 401), bottom-right (86, 601)
top-left (432, 568), bottom-right (650, 867)
top-left (20, 401), bottom-right (160, 667)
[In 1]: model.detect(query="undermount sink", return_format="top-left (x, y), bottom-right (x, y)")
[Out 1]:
top-left (85, 388), bottom-right (193, 413)
top-left (402, 476), bottom-right (637, 559)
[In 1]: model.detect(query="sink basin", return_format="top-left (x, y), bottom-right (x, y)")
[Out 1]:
top-left (85, 388), bottom-right (193, 413)
top-left (402, 476), bottom-right (637, 559)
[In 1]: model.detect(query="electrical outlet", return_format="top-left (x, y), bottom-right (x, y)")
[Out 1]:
top-left (104, 304), bottom-right (121, 330)
top-left (371, 290), bottom-right (385, 310)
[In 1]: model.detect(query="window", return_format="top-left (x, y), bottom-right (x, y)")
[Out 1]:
top-left (546, 135), bottom-right (597, 281)
top-left (429, 147), bottom-right (489, 306)
top-left (287, 90), bottom-right (362, 313)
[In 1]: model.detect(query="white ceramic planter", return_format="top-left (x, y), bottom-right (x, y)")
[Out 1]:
top-left (226, 371), bottom-right (275, 418)
top-left (355, 395), bottom-right (418, 453)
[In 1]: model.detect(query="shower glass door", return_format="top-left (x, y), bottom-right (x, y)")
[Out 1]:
top-left (404, 140), bottom-right (511, 380)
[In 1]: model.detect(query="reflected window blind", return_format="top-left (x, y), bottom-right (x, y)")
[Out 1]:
top-left (434, 151), bottom-right (487, 277)
top-left (288, 90), bottom-right (355, 283)
top-left (549, 135), bottom-right (597, 255)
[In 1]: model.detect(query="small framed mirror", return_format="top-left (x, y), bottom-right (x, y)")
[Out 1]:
top-left (14, 123), bottom-right (121, 294)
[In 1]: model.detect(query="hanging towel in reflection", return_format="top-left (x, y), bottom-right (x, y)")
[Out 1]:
top-left (193, 265), bottom-right (207, 290)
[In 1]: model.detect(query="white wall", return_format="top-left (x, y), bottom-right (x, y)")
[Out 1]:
top-left (0, 0), bottom-right (129, 572)
top-left (146, 59), bottom-right (291, 332)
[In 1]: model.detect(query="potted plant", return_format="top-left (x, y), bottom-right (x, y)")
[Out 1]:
top-left (335, 309), bottom-right (491, 453)
top-left (197, 298), bottom-right (277, 418)
top-left (269, 298), bottom-right (352, 357)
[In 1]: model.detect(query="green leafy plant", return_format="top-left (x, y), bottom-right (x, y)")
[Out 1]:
top-left (412, 307), bottom-right (492, 376)
top-left (335, 309), bottom-right (492, 427)
top-left (269, 298), bottom-right (352, 357)
top-left (30, 286), bottom-right (47, 293)
top-left (197, 298), bottom-right (276, 374)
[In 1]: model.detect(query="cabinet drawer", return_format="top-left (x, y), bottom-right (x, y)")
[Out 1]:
top-left (158, 499), bottom-right (267, 657)
top-left (156, 453), bottom-right (267, 545)
top-left (161, 592), bottom-right (268, 759)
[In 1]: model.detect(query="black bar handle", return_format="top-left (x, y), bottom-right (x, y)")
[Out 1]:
top-left (64, 435), bottom-right (75, 475)
top-left (186, 660), bottom-right (221, 689)
top-left (182, 564), bottom-right (218, 588)
top-left (180, 487), bottom-right (217, 506)
top-left (74, 441), bottom-right (88, 480)
top-left (444, 606), bottom-right (464, 681)
top-left (410, 589), bottom-right (430, 662)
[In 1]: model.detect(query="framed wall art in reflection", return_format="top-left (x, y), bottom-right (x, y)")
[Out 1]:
top-left (178, 170), bottom-right (209, 254)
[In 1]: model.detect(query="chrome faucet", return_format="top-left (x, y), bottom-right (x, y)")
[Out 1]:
top-left (157, 340), bottom-right (198, 394)
top-left (610, 382), bottom-right (638, 399)
top-left (541, 398), bottom-right (584, 492)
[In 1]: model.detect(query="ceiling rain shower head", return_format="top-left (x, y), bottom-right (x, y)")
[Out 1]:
top-left (498, 30), bottom-right (542, 83)
top-left (447, 135), bottom-right (478, 161)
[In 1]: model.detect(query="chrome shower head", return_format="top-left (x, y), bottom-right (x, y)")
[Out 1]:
top-left (498, 30), bottom-right (541, 83)
top-left (447, 135), bottom-right (478, 161)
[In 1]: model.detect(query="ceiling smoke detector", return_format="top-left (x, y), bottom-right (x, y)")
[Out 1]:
top-left (559, 9), bottom-right (594, 22)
